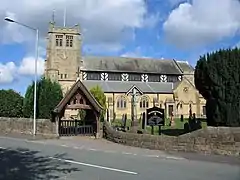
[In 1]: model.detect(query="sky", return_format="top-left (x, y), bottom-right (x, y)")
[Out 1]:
top-left (0, 0), bottom-right (240, 95)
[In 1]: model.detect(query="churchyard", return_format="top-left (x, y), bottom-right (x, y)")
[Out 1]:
top-left (111, 117), bottom-right (207, 136)
top-left (0, 48), bottom-right (240, 157)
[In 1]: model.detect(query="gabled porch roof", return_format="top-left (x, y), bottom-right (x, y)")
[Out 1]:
top-left (53, 79), bottom-right (103, 114)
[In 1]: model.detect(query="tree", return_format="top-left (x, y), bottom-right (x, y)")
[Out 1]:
top-left (195, 48), bottom-right (240, 127)
top-left (23, 77), bottom-right (63, 119)
top-left (0, 89), bottom-right (23, 117)
top-left (90, 85), bottom-right (106, 121)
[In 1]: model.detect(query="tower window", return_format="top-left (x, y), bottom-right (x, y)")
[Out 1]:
top-left (56, 35), bottom-right (63, 47)
top-left (66, 35), bottom-right (73, 47)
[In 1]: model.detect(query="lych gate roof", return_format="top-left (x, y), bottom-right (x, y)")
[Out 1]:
top-left (82, 56), bottom-right (186, 74)
top-left (53, 79), bottom-right (103, 114)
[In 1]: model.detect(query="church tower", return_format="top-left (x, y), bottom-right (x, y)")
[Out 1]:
top-left (44, 21), bottom-right (82, 93)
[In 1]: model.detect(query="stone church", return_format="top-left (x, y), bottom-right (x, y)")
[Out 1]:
top-left (44, 22), bottom-right (206, 120)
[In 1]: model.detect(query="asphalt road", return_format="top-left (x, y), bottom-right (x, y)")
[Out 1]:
top-left (0, 135), bottom-right (239, 180)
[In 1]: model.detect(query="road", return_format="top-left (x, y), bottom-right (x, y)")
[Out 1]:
top-left (0, 135), bottom-right (239, 180)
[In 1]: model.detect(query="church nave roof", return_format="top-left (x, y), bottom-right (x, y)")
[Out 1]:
top-left (82, 56), bottom-right (193, 74)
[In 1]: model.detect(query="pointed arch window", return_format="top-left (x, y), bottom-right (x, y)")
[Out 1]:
top-left (79, 98), bottom-right (84, 104)
top-left (73, 98), bottom-right (77, 104)
top-left (139, 96), bottom-right (149, 109)
top-left (117, 96), bottom-right (127, 109)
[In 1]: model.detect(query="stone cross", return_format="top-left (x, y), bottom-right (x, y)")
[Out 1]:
top-left (131, 88), bottom-right (138, 122)
top-left (126, 86), bottom-right (143, 130)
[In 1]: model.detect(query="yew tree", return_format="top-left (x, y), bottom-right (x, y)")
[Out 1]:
top-left (23, 77), bottom-right (63, 119)
top-left (195, 48), bottom-right (240, 127)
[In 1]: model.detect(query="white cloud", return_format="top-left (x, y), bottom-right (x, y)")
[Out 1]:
top-left (0, 62), bottom-right (17, 83)
top-left (163, 0), bottom-right (240, 48)
top-left (0, 0), bottom-right (155, 52)
top-left (121, 46), bottom-right (149, 58)
top-left (0, 56), bottom-right (44, 84)
top-left (18, 57), bottom-right (45, 76)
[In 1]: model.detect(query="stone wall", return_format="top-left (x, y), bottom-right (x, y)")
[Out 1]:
top-left (103, 122), bottom-right (240, 156)
top-left (0, 117), bottom-right (57, 138)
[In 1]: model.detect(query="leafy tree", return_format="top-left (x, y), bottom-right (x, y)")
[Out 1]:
top-left (0, 89), bottom-right (23, 117)
top-left (90, 85), bottom-right (106, 121)
top-left (23, 77), bottom-right (63, 119)
top-left (195, 48), bottom-right (240, 127)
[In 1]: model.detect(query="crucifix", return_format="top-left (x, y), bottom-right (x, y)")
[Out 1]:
top-left (131, 88), bottom-right (138, 122)
top-left (126, 86), bottom-right (143, 128)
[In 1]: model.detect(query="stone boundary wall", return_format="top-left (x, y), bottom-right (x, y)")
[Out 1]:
top-left (103, 122), bottom-right (240, 156)
top-left (0, 117), bottom-right (57, 138)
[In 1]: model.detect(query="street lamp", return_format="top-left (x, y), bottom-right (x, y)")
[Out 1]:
top-left (5, 17), bottom-right (39, 136)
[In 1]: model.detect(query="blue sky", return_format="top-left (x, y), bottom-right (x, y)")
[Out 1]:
top-left (0, 0), bottom-right (240, 95)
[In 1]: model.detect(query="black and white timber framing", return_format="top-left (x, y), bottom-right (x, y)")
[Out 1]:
top-left (82, 71), bottom-right (182, 83)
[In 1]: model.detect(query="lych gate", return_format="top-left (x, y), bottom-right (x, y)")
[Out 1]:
top-left (52, 79), bottom-right (103, 137)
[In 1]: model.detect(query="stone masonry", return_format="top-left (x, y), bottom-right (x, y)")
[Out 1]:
top-left (103, 121), bottom-right (240, 156)
top-left (0, 117), bottom-right (57, 138)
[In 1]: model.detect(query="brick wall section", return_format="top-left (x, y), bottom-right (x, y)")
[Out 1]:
top-left (0, 117), bottom-right (57, 137)
top-left (103, 122), bottom-right (240, 156)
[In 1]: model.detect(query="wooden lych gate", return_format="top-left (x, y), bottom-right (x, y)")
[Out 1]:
top-left (52, 79), bottom-right (103, 137)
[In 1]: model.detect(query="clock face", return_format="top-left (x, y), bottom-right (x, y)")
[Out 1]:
top-left (183, 87), bottom-right (189, 93)
top-left (57, 50), bottom-right (68, 60)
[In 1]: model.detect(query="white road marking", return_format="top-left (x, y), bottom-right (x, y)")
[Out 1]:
top-left (122, 152), bottom-right (133, 155)
top-left (61, 144), bottom-right (69, 147)
top-left (165, 156), bottom-right (185, 160)
top-left (89, 148), bottom-right (98, 151)
top-left (144, 155), bottom-right (159, 158)
top-left (49, 157), bottom-right (138, 175)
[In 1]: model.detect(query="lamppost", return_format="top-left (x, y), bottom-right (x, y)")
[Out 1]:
top-left (5, 17), bottom-right (39, 136)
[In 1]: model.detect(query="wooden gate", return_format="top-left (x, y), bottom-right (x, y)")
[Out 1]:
top-left (59, 120), bottom-right (94, 136)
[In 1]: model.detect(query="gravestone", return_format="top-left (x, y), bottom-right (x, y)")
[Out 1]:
top-left (180, 114), bottom-right (184, 122)
top-left (122, 114), bottom-right (127, 129)
top-left (187, 113), bottom-right (202, 132)
top-left (142, 112), bottom-right (146, 130)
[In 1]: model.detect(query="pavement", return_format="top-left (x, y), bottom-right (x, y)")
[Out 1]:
top-left (0, 134), bottom-right (239, 180)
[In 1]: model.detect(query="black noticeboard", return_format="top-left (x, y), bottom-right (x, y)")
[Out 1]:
top-left (146, 107), bottom-right (165, 126)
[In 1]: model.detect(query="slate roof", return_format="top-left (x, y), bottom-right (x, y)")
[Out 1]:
top-left (82, 56), bottom-right (189, 74)
top-left (176, 61), bottom-right (195, 73)
top-left (82, 80), bottom-right (175, 93)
